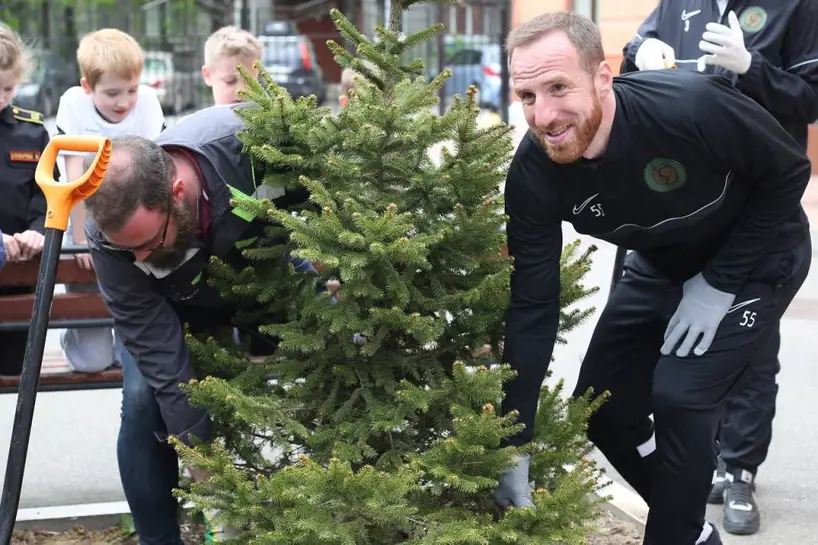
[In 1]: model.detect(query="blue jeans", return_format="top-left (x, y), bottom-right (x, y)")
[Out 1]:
top-left (117, 345), bottom-right (184, 545)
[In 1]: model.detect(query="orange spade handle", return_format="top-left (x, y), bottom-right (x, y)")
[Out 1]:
top-left (35, 135), bottom-right (112, 231)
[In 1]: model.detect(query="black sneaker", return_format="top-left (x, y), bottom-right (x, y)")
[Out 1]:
top-left (707, 456), bottom-right (727, 504)
top-left (723, 469), bottom-right (761, 535)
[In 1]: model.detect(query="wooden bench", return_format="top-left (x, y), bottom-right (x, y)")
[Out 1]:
top-left (0, 247), bottom-right (324, 394)
top-left (0, 246), bottom-right (122, 394)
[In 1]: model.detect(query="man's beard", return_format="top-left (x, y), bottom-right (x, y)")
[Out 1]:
top-left (146, 200), bottom-right (198, 269)
top-left (535, 94), bottom-right (603, 164)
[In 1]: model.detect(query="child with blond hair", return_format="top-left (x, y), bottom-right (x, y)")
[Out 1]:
top-left (55, 28), bottom-right (165, 374)
top-left (202, 25), bottom-right (262, 106)
top-left (0, 23), bottom-right (52, 375)
top-left (339, 60), bottom-right (377, 107)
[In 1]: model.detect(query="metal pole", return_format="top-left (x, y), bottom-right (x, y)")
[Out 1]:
top-left (499, 0), bottom-right (510, 124)
top-left (0, 133), bottom-right (110, 544)
top-left (0, 229), bottom-right (64, 542)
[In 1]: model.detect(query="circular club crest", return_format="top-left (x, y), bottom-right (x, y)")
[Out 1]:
top-left (739, 7), bottom-right (767, 33)
top-left (643, 158), bottom-right (687, 192)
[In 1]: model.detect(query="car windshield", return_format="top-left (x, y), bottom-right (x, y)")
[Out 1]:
top-left (261, 39), bottom-right (300, 66)
top-left (143, 58), bottom-right (168, 73)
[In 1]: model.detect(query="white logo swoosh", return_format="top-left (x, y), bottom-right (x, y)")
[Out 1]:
top-left (573, 193), bottom-right (599, 215)
top-left (726, 298), bottom-right (761, 314)
top-left (681, 9), bottom-right (701, 20)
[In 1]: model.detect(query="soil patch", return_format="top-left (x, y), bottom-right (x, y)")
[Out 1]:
top-left (11, 522), bottom-right (205, 544)
top-left (11, 511), bottom-right (643, 544)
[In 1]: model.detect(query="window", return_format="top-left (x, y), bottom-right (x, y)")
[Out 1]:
top-left (261, 39), bottom-right (301, 67)
top-left (573, 0), bottom-right (599, 22)
top-left (144, 58), bottom-right (169, 73)
top-left (446, 49), bottom-right (482, 66)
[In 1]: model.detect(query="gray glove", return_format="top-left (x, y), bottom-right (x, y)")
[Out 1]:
top-left (494, 454), bottom-right (534, 508)
top-left (661, 273), bottom-right (736, 358)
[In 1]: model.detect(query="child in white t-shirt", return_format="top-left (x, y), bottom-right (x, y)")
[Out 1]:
top-left (55, 28), bottom-right (165, 373)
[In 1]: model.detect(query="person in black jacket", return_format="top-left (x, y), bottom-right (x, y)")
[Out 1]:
top-left (82, 104), bottom-right (317, 544)
top-left (620, 1), bottom-right (818, 535)
top-left (491, 11), bottom-right (811, 545)
top-left (0, 23), bottom-right (53, 376)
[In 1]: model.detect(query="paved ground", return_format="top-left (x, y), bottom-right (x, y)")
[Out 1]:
top-left (1, 106), bottom-right (817, 545)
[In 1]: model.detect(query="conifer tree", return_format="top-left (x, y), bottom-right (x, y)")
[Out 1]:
top-left (172, 1), bottom-right (607, 542)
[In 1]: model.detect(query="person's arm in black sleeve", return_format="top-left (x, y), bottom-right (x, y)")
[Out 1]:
top-left (693, 76), bottom-right (812, 293)
top-left (500, 134), bottom-right (563, 446)
top-left (621, 5), bottom-right (662, 74)
top-left (88, 230), bottom-right (212, 445)
top-left (26, 128), bottom-right (50, 234)
top-left (735, 1), bottom-right (818, 123)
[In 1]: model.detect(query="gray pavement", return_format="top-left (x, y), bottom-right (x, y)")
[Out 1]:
top-left (0, 106), bottom-right (815, 545)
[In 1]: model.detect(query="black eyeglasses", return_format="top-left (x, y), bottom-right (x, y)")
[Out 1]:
top-left (98, 190), bottom-right (173, 253)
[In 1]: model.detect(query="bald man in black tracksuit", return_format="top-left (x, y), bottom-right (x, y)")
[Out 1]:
top-left (497, 59), bottom-right (811, 545)
top-left (620, 1), bottom-right (818, 535)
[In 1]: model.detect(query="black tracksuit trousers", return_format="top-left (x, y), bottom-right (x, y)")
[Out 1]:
top-left (572, 237), bottom-right (810, 545)
top-left (717, 325), bottom-right (780, 477)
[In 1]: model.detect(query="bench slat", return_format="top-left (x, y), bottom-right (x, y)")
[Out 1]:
top-left (0, 368), bottom-right (123, 394)
top-left (0, 292), bottom-right (110, 322)
top-left (0, 257), bottom-right (98, 287)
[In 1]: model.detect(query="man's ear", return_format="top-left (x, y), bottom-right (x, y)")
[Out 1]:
top-left (80, 77), bottom-right (93, 95)
top-left (171, 178), bottom-right (186, 201)
top-left (595, 60), bottom-right (614, 96)
top-left (201, 65), bottom-right (212, 87)
top-left (339, 94), bottom-right (349, 107)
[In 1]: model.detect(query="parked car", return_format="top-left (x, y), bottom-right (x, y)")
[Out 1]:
top-left (12, 50), bottom-right (77, 117)
top-left (257, 21), bottom-right (327, 104)
top-left (438, 44), bottom-right (502, 111)
top-left (140, 50), bottom-right (198, 115)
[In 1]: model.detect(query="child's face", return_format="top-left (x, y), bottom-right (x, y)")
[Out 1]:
top-left (82, 72), bottom-right (141, 123)
top-left (0, 69), bottom-right (21, 112)
top-left (202, 55), bottom-right (259, 106)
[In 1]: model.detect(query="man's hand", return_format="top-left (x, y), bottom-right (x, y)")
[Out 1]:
top-left (661, 273), bottom-right (736, 358)
top-left (70, 226), bottom-right (95, 270)
top-left (494, 454), bottom-right (534, 509)
top-left (13, 230), bottom-right (44, 260)
top-left (698, 11), bottom-right (752, 75)
top-left (635, 38), bottom-right (676, 70)
top-left (74, 253), bottom-right (94, 270)
top-left (2, 234), bottom-right (21, 263)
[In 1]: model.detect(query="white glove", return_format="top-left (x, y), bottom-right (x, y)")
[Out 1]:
top-left (697, 11), bottom-right (752, 74)
top-left (494, 454), bottom-right (534, 508)
top-left (660, 273), bottom-right (736, 358)
top-left (635, 38), bottom-right (676, 70)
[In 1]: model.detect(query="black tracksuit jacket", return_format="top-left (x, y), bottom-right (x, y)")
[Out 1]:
top-left (501, 69), bottom-right (811, 445)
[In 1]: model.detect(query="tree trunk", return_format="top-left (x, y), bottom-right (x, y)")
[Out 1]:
top-left (40, 0), bottom-right (51, 49)
top-left (63, 3), bottom-right (78, 60)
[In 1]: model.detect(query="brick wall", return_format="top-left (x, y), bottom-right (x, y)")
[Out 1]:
top-left (597, 0), bottom-right (657, 73)
top-left (512, 0), bottom-right (571, 27)
top-left (296, 17), bottom-right (343, 83)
